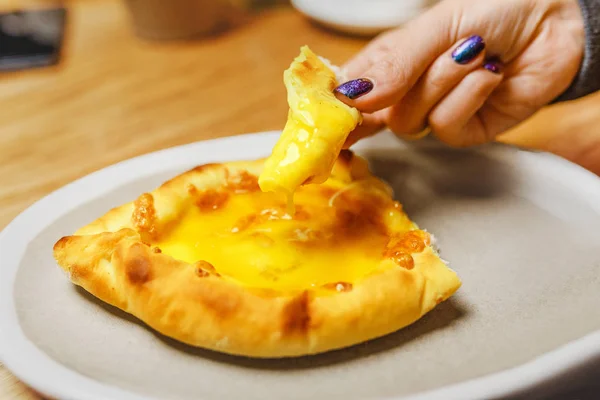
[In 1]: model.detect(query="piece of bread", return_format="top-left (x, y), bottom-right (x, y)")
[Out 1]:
top-left (258, 45), bottom-right (362, 203)
top-left (53, 151), bottom-right (461, 358)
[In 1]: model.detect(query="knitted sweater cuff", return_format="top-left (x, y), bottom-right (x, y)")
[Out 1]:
top-left (553, 0), bottom-right (600, 102)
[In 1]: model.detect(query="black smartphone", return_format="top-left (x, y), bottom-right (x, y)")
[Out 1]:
top-left (0, 6), bottom-right (66, 72)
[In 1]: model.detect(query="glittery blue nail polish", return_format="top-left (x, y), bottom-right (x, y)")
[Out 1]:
top-left (452, 35), bottom-right (485, 64)
top-left (334, 78), bottom-right (374, 99)
top-left (483, 59), bottom-right (502, 74)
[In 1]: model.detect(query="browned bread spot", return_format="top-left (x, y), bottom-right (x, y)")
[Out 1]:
top-left (194, 188), bottom-right (229, 212)
top-left (132, 193), bottom-right (157, 240)
top-left (125, 243), bottom-right (153, 284)
top-left (226, 170), bottom-right (260, 193)
top-left (390, 252), bottom-right (415, 270)
top-left (70, 263), bottom-right (91, 282)
top-left (190, 163), bottom-right (221, 175)
top-left (196, 285), bottom-right (240, 318)
top-left (282, 291), bottom-right (311, 336)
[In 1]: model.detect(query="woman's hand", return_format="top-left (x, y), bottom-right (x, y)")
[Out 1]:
top-left (334, 0), bottom-right (585, 148)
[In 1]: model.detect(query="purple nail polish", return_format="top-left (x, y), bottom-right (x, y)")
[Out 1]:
top-left (483, 59), bottom-right (503, 74)
top-left (334, 78), bottom-right (374, 100)
top-left (452, 35), bottom-right (485, 64)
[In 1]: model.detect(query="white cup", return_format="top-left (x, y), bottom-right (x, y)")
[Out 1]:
top-left (291, 0), bottom-right (438, 36)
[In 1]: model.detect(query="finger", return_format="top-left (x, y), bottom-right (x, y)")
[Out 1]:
top-left (333, 1), bottom-right (461, 113)
top-left (386, 36), bottom-right (487, 138)
top-left (342, 111), bottom-right (386, 149)
top-left (428, 60), bottom-right (504, 147)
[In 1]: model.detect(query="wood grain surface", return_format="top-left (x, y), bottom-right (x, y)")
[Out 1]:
top-left (1, 0), bottom-right (599, 398)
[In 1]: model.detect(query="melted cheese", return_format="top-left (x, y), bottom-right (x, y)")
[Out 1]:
top-left (258, 46), bottom-right (362, 204)
top-left (153, 180), bottom-right (410, 292)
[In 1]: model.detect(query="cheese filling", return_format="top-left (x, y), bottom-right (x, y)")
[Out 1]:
top-left (153, 180), bottom-right (411, 292)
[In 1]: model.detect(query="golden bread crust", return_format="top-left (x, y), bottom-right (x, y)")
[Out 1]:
top-left (53, 152), bottom-right (461, 358)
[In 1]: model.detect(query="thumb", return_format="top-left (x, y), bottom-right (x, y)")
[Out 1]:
top-left (334, 2), bottom-right (460, 113)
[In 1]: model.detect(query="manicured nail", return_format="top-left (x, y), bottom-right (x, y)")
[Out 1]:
top-left (452, 35), bottom-right (485, 64)
top-left (334, 78), bottom-right (374, 100)
top-left (483, 58), bottom-right (503, 74)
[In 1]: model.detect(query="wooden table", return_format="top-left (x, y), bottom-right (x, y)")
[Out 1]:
top-left (1, 1), bottom-right (599, 398)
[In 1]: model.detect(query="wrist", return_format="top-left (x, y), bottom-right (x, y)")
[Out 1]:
top-left (542, 0), bottom-right (587, 102)
top-left (551, 0), bottom-right (585, 43)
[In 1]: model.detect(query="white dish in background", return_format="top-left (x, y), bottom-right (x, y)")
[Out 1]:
top-left (291, 0), bottom-right (438, 36)
top-left (1, 130), bottom-right (600, 400)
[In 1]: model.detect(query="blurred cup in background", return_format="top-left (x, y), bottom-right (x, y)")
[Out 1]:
top-left (122, 0), bottom-right (241, 40)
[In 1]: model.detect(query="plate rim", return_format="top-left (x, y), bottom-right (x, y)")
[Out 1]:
top-left (1, 130), bottom-right (600, 400)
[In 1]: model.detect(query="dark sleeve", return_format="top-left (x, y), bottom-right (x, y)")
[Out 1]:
top-left (553, 0), bottom-right (600, 102)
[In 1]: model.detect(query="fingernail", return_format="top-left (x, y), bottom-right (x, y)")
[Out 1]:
top-left (483, 58), bottom-right (503, 74)
top-left (334, 78), bottom-right (374, 100)
top-left (452, 35), bottom-right (485, 64)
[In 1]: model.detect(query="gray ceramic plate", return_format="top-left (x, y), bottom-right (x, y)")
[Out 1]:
top-left (1, 131), bottom-right (599, 400)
